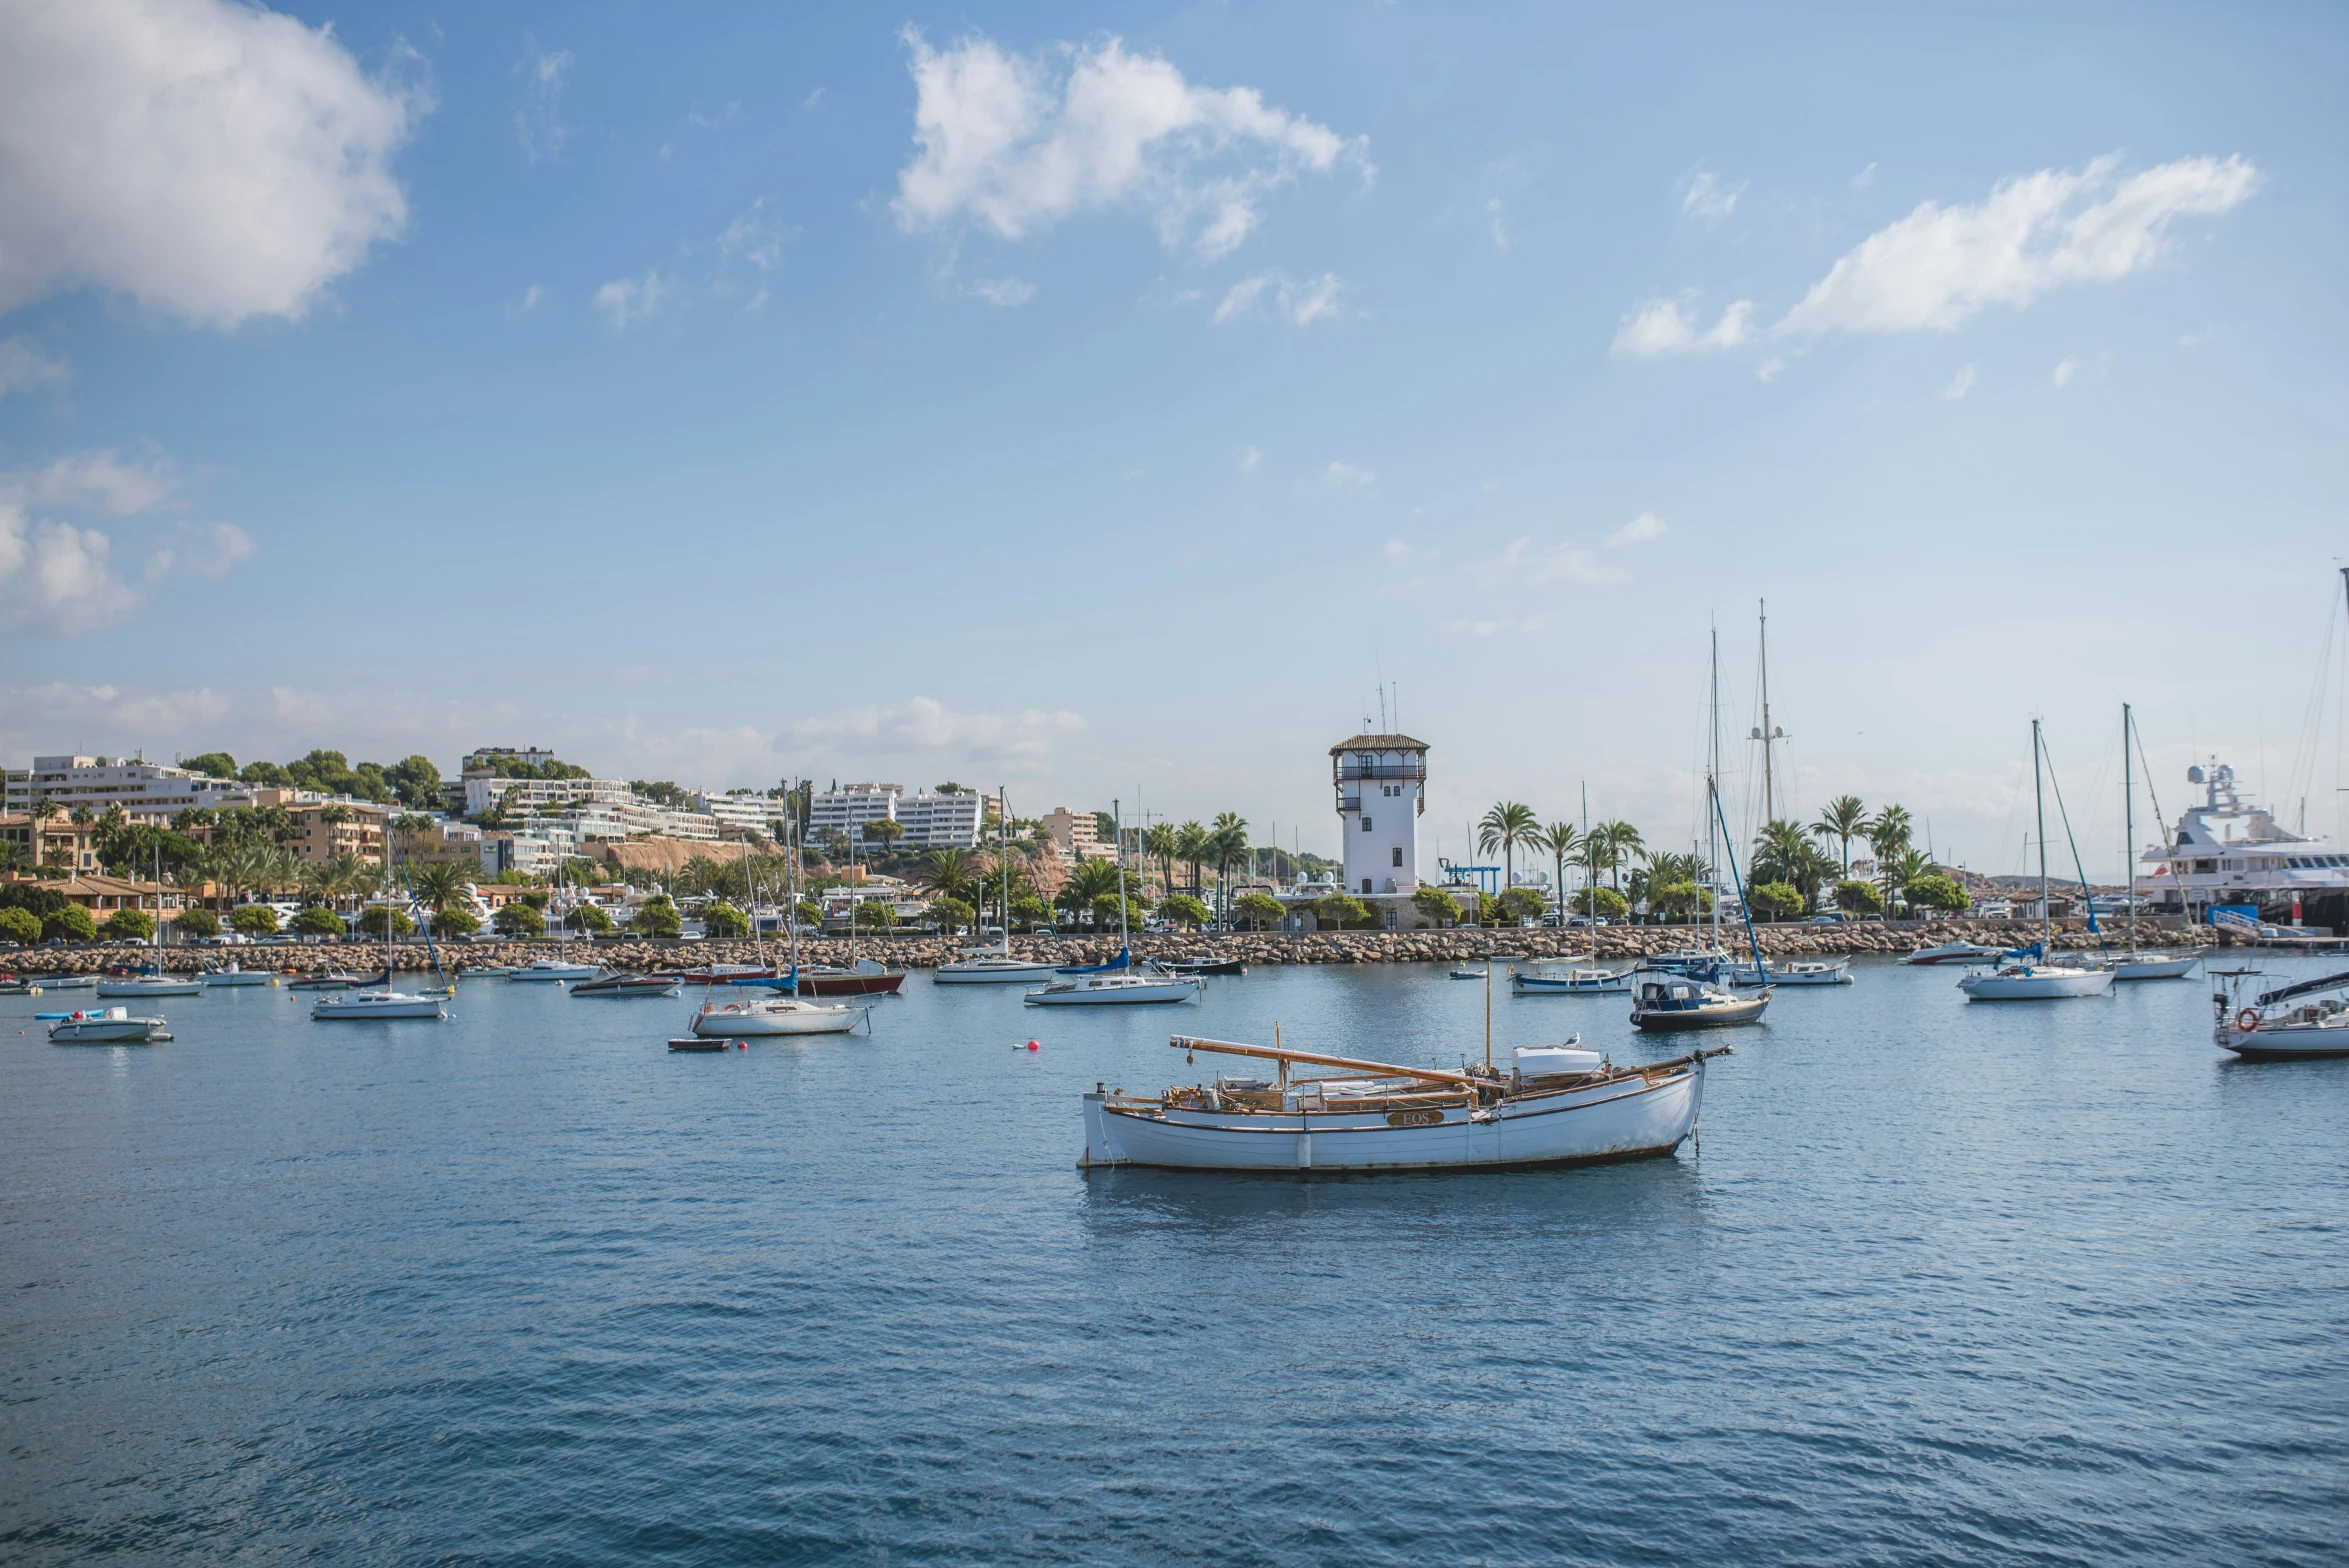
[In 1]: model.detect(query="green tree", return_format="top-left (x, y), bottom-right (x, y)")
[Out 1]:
top-left (861, 819), bottom-right (906, 852)
top-left (0, 906), bottom-right (47, 944)
top-left (181, 751), bottom-right (238, 778)
top-left (1234, 891), bottom-right (1285, 929)
top-left (926, 895), bottom-right (974, 931)
top-left (1315, 892), bottom-right (1372, 930)
top-left (1477, 802), bottom-right (1539, 887)
top-left (1753, 820), bottom-right (1834, 904)
top-left (702, 902), bottom-right (749, 938)
top-left (1834, 879), bottom-right (1885, 916)
top-left (175, 906), bottom-right (220, 938)
top-left (1811, 795), bottom-right (1869, 877)
top-left (1538, 822), bottom-right (1580, 913)
top-left (1207, 812), bottom-right (1250, 920)
top-left (1143, 823), bottom-right (1180, 896)
top-left (356, 905), bottom-right (415, 936)
top-left (565, 904), bottom-right (615, 934)
top-left (431, 906), bottom-right (482, 936)
top-left (914, 848), bottom-right (977, 904)
top-left (230, 904), bottom-right (282, 937)
top-left (385, 755), bottom-right (443, 807)
top-left (1571, 886), bottom-right (1630, 920)
top-left (1160, 892), bottom-right (1214, 927)
top-left (1749, 881), bottom-right (1804, 921)
top-left (1411, 885), bottom-right (1462, 927)
top-left (1905, 873), bottom-right (1969, 914)
top-left (1650, 880), bottom-right (1713, 919)
top-left (47, 905), bottom-right (98, 941)
top-left (852, 901), bottom-right (897, 931)
top-left (494, 903), bottom-right (546, 938)
top-left (1864, 805), bottom-right (1914, 912)
top-left (406, 860), bottom-right (474, 919)
top-left (1009, 895), bottom-right (1050, 930)
top-left (102, 906), bottom-right (156, 941)
top-left (1496, 887), bottom-right (1548, 924)
top-left (1592, 820), bottom-right (1646, 900)
top-left (290, 905), bottom-right (347, 937)
top-left (1173, 820), bottom-right (1210, 892)
top-left (629, 896), bottom-right (683, 937)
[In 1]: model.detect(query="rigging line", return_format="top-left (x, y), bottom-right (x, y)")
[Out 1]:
top-left (2285, 583), bottom-right (2338, 812)
top-left (2134, 720), bottom-right (2167, 842)
top-left (2038, 732), bottom-right (2109, 958)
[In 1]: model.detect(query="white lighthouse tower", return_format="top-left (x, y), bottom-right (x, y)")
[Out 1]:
top-left (1331, 732), bottom-right (1427, 900)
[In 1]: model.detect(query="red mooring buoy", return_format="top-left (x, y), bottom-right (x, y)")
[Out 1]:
top-left (1026, 1040), bottom-right (1040, 1052)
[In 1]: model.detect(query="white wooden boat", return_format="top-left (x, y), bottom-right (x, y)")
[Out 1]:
top-left (201, 962), bottom-right (275, 987)
top-left (1510, 962), bottom-right (1634, 994)
top-left (510, 960), bottom-right (602, 982)
top-left (312, 989), bottom-right (448, 1020)
top-left (95, 974), bottom-right (204, 997)
top-left (1724, 958), bottom-right (1851, 987)
top-left (1957, 961), bottom-right (2114, 1000)
top-left (688, 995), bottom-right (867, 1037)
top-left (1080, 1034), bottom-right (1727, 1172)
top-left (2211, 967), bottom-right (2349, 1059)
top-left (1025, 971), bottom-right (1200, 1006)
top-left (49, 1006), bottom-right (171, 1043)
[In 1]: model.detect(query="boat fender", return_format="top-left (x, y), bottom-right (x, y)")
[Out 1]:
top-left (2237, 1008), bottom-right (2260, 1032)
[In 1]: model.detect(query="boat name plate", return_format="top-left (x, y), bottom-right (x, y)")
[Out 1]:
top-left (1386, 1109), bottom-right (1446, 1128)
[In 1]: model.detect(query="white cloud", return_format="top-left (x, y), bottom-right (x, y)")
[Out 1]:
top-left (1605, 512), bottom-right (1666, 547)
top-left (1325, 460), bottom-right (1375, 489)
top-left (969, 276), bottom-right (1035, 307)
top-left (2179, 324), bottom-right (2214, 349)
top-left (514, 43), bottom-right (574, 163)
top-left (717, 199), bottom-right (784, 273)
top-left (1681, 167), bottom-right (1746, 223)
top-left (1756, 356), bottom-right (1785, 383)
top-left (26, 449), bottom-right (182, 516)
top-left (893, 29), bottom-right (1367, 261)
top-left (1943, 363), bottom-right (1976, 400)
top-left (1851, 162), bottom-right (1879, 190)
top-left (785, 696), bottom-right (1085, 769)
top-left (1444, 615), bottom-right (1547, 638)
top-left (1236, 446), bottom-right (1263, 473)
top-left (0, 503), bottom-right (137, 626)
top-left (517, 283), bottom-right (545, 312)
top-left (1214, 269), bottom-right (1341, 325)
top-left (1487, 197), bottom-right (1510, 254)
top-left (1778, 153), bottom-right (2259, 336)
top-left (803, 86), bottom-right (827, 112)
top-left (594, 270), bottom-right (667, 330)
top-left (0, 0), bottom-right (423, 326)
top-left (179, 521), bottom-right (254, 578)
top-left (1611, 296), bottom-right (1752, 357)
top-left (0, 337), bottom-right (67, 398)
top-left (1496, 537), bottom-right (1622, 586)
top-left (2052, 356), bottom-right (2080, 388)
top-left (0, 682), bottom-right (232, 749)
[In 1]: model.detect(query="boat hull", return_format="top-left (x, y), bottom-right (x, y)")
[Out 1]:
top-left (48, 1016), bottom-right (169, 1043)
top-left (1629, 997), bottom-right (1771, 1030)
top-left (569, 975), bottom-right (684, 998)
top-left (2111, 954), bottom-right (2201, 981)
top-left (1512, 971), bottom-right (1634, 994)
top-left (689, 1001), bottom-right (863, 1036)
top-left (511, 963), bottom-right (601, 982)
top-left (311, 992), bottom-right (447, 1019)
top-left (1025, 976), bottom-right (1200, 1005)
top-left (94, 979), bottom-right (203, 997)
top-left (793, 971), bottom-right (906, 996)
top-left (201, 971), bottom-right (275, 987)
top-left (1958, 968), bottom-right (2114, 1000)
top-left (1082, 1063), bottom-right (1704, 1173)
top-left (1903, 944), bottom-right (2004, 965)
top-left (934, 962), bottom-right (1061, 984)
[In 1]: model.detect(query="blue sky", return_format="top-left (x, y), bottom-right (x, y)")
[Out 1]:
top-left (2, 1), bottom-right (2345, 877)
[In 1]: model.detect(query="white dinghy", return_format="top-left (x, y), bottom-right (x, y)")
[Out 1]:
top-left (1080, 1033), bottom-right (1728, 1174)
top-left (48, 1006), bottom-right (171, 1043)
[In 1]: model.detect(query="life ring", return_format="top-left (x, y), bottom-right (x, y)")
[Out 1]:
top-left (2236, 1008), bottom-right (2259, 1032)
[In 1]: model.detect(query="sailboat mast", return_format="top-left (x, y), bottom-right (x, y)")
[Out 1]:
top-left (1709, 626), bottom-right (1723, 953)
top-left (1758, 599), bottom-right (1775, 825)
top-left (2034, 719), bottom-right (2050, 951)
top-left (2124, 703), bottom-right (2136, 954)
top-left (1114, 798), bottom-right (1128, 965)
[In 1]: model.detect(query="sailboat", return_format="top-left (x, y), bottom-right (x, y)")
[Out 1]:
top-left (1026, 800), bottom-right (1199, 1005)
top-left (1959, 722), bottom-right (2115, 1001)
top-left (683, 820), bottom-right (866, 1038)
top-left (99, 847), bottom-right (203, 995)
top-left (2106, 702), bottom-right (2201, 981)
top-left (312, 853), bottom-right (451, 1020)
top-left (1723, 602), bottom-right (1851, 988)
top-left (936, 788), bottom-right (1061, 983)
top-left (510, 856), bottom-right (602, 982)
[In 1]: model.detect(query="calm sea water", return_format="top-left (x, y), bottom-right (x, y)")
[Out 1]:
top-left (3, 954), bottom-right (2344, 1565)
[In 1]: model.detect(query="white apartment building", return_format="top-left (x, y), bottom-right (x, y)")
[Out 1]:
top-left (810, 783), bottom-right (902, 842)
top-left (4, 755), bottom-right (253, 821)
top-left (807, 783), bottom-right (980, 849)
top-left (697, 792), bottom-right (788, 838)
top-left (462, 773), bottom-right (634, 817)
top-left (897, 790), bottom-right (981, 849)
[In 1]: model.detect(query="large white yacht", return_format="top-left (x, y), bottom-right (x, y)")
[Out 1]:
top-left (2141, 762), bottom-right (2349, 927)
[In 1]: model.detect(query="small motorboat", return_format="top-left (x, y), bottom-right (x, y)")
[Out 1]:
top-left (200, 962), bottom-right (276, 987)
top-left (668, 1036), bottom-right (735, 1052)
top-left (688, 995), bottom-right (867, 1037)
top-left (95, 973), bottom-right (204, 997)
top-left (2211, 966), bottom-right (2349, 1059)
top-left (39, 973), bottom-right (97, 991)
top-left (569, 972), bottom-right (684, 998)
top-left (509, 960), bottom-right (603, 982)
top-left (1629, 976), bottom-right (1772, 1031)
top-left (1080, 1033), bottom-right (1730, 1172)
top-left (1162, 955), bottom-right (1246, 976)
top-left (0, 975), bottom-right (40, 996)
top-left (1511, 961), bottom-right (1633, 995)
top-left (288, 969), bottom-right (385, 992)
top-left (1723, 958), bottom-right (1852, 988)
top-left (2110, 951), bottom-right (2202, 982)
top-left (1901, 940), bottom-right (2006, 966)
top-left (456, 964), bottom-right (517, 979)
top-left (312, 988), bottom-right (448, 1021)
top-left (1448, 967), bottom-right (1488, 980)
top-left (1025, 971), bottom-right (1200, 1006)
top-left (49, 1006), bottom-right (170, 1043)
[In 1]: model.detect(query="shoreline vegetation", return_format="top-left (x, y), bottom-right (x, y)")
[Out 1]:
top-left (6, 917), bottom-right (2217, 976)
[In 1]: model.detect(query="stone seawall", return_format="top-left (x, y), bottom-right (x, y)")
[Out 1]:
top-left (7, 918), bottom-right (2221, 976)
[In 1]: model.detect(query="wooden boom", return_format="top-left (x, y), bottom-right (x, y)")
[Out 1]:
top-left (1170, 1035), bottom-right (1476, 1087)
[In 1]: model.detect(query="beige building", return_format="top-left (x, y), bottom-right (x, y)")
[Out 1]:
top-left (244, 790), bottom-right (390, 866)
top-left (0, 813), bottom-right (103, 875)
top-left (395, 820), bottom-right (484, 868)
top-left (1041, 807), bottom-right (1114, 863)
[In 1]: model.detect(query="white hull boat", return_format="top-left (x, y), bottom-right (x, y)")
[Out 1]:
top-left (689, 996), bottom-right (866, 1037)
top-left (1725, 959), bottom-right (1851, 987)
top-left (1510, 963), bottom-right (1634, 995)
top-left (510, 960), bottom-right (602, 982)
top-left (2211, 966), bottom-right (2349, 1059)
top-left (1902, 941), bottom-right (2005, 966)
top-left (1957, 963), bottom-right (2114, 1000)
top-left (312, 989), bottom-right (448, 1020)
top-left (41, 974), bottom-right (98, 991)
top-left (1026, 972), bottom-right (1200, 1006)
top-left (95, 975), bottom-right (203, 997)
top-left (49, 1007), bottom-right (170, 1043)
top-left (202, 963), bottom-right (275, 987)
top-left (933, 954), bottom-right (1061, 984)
top-left (1082, 1034), bottom-right (1724, 1173)
top-left (2110, 952), bottom-right (2201, 982)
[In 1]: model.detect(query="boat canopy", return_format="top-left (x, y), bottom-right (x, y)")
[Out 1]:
top-left (2256, 969), bottom-right (2349, 1008)
top-left (1058, 947), bottom-right (1130, 975)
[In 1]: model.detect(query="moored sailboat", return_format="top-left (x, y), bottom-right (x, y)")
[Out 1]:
top-left (1958, 722), bottom-right (2114, 1002)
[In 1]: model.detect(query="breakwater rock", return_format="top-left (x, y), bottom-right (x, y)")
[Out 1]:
top-left (8, 918), bottom-right (2217, 977)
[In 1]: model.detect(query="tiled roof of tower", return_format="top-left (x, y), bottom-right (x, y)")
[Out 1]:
top-left (1329, 734), bottom-right (1429, 753)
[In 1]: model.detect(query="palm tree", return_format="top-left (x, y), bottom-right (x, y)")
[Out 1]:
top-left (1537, 822), bottom-right (1580, 912)
top-left (1059, 858), bottom-right (1126, 929)
top-left (1865, 804), bottom-right (1914, 911)
top-left (1174, 820), bottom-right (1210, 893)
top-left (1208, 812), bottom-right (1249, 924)
top-left (1478, 802), bottom-right (1539, 888)
top-left (1142, 824), bottom-right (1178, 898)
top-left (915, 848), bottom-right (977, 903)
top-left (1810, 795), bottom-right (1868, 878)
top-left (1752, 819), bottom-right (1834, 906)
top-left (1592, 820), bottom-right (1646, 900)
top-left (408, 859), bottom-right (472, 916)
